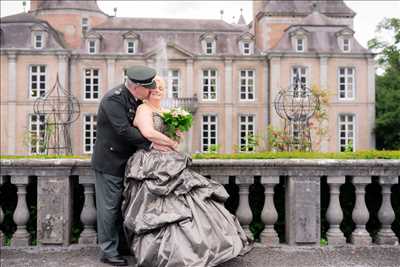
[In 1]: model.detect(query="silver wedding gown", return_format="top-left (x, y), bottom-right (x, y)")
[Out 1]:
top-left (122, 113), bottom-right (252, 267)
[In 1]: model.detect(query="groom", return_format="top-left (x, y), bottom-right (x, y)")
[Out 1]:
top-left (91, 65), bottom-right (169, 266)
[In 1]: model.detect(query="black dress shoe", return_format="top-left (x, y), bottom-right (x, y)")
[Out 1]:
top-left (100, 255), bottom-right (128, 266)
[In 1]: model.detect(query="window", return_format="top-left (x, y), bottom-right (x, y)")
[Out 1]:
top-left (83, 114), bottom-right (97, 153)
top-left (84, 69), bottom-right (99, 100)
top-left (34, 32), bottom-right (43, 49)
top-left (30, 65), bottom-right (46, 98)
top-left (291, 66), bottom-right (307, 98)
top-left (29, 114), bottom-right (46, 154)
top-left (242, 42), bottom-right (251, 55)
top-left (82, 18), bottom-right (89, 32)
top-left (239, 70), bottom-right (255, 101)
top-left (201, 115), bottom-right (218, 152)
top-left (296, 38), bottom-right (304, 52)
top-left (168, 69), bottom-right (180, 98)
top-left (202, 69), bottom-right (217, 100)
top-left (88, 40), bottom-right (96, 54)
top-left (339, 114), bottom-right (355, 152)
top-left (338, 67), bottom-right (355, 99)
top-left (343, 38), bottom-right (350, 52)
top-left (239, 115), bottom-right (255, 152)
top-left (206, 41), bottom-right (213, 55)
top-left (127, 40), bottom-right (135, 54)
top-left (123, 69), bottom-right (128, 83)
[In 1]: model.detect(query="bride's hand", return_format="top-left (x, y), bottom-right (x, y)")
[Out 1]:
top-left (152, 143), bottom-right (173, 152)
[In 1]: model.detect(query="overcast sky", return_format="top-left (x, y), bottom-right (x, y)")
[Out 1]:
top-left (1, 1), bottom-right (399, 48)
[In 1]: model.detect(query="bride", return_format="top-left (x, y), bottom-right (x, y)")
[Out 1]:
top-left (122, 77), bottom-right (252, 267)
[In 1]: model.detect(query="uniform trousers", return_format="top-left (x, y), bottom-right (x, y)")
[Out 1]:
top-left (94, 170), bottom-right (125, 257)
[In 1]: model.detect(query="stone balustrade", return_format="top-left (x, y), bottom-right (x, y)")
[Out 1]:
top-left (0, 159), bottom-right (399, 247)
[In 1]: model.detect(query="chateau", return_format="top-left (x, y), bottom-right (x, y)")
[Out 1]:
top-left (0, 0), bottom-right (375, 155)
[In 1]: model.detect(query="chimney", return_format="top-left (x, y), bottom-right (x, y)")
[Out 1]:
top-left (30, 0), bottom-right (42, 11)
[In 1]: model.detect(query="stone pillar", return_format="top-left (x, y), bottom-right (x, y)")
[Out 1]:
top-left (235, 176), bottom-right (253, 238)
top-left (107, 57), bottom-right (116, 89)
top-left (37, 170), bottom-right (72, 245)
top-left (285, 176), bottom-right (320, 245)
top-left (11, 176), bottom-right (31, 247)
top-left (186, 59), bottom-right (194, 153)
top-left (319, 55), bottom-right (329, 151)
top-left (351, 176), bottom-right (372, 245)
top-left (79, 176), bottom-right (97, 244)
top-left (57, 53), bottom-right (68, 93)
top-left (326, 176), bottom-right (346, 245)
top-left (224, 58), bottom-right (233, 153)
top-left (367, 57), bottom-right (376, 149)
top-left (376, 176), bottom-right (397, 245)
top-left (0, 176), bottom-right (5, 246)
top-left (269, 56), bottom-right (281, 128)
top-left (260, 176), bottom-right (279, 246)
top-left (7, 53), bottom-right (17, 155)
top-left (263, 61), bottom-right (269, 150)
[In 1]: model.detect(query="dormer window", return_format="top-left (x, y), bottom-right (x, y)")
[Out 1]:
top-left (343, 38), bottom-right (350, 52)
top-left (88, 40), bottom-right (96, 54)
top-left (34, 32), bottom-right (44, 49)
top-left (200, 32), bottom-right (217, 55)
top-left (296, 38), bottom-right (304, 52)
top-left (122, 31), bottom-right (140, 55)
top-left (238, 32), bottom-right (255, 56)
top-left (82, 17), bottom-right (89, 32)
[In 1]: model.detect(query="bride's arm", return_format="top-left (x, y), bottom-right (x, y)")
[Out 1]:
top-left (134, 105), bottom-right (178, 148)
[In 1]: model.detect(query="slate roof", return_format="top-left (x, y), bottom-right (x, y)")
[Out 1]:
top-left (34, 0), bottom-right (105, 14)
top-left (262, 0), bottom-right (355, 18)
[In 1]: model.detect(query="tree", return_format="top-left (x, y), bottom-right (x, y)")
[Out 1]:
top-left (368, 18), bottom-right (400, 149)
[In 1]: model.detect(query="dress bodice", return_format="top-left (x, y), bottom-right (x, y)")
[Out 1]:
top-left (152, 112), bottom-right (166, 133)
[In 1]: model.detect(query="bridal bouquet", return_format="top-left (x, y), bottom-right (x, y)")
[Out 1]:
top-left (161, 107), bottom-right (193, 141)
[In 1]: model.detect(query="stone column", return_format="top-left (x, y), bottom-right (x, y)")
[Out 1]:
top-left (319, 55), bottom-right (329, 151)
top-left (79, 176), bottom-right (97, 244)
top-left (37, 169), bottom-right (72, 245)
top-left (224, 58), bottom-right (233, 153)
top-left (285, 176), bottom-right (320, 245)
top-left (11, 176), bottom-right (31, 247)
top-left (350, 176), bottom-right (372, 245)
top-left (107, 57), bottom-right (116, 89)
top-left (0, 176), bottom-right (5, 246)
top-left (326, 176), bottom-right (346, 245)
top-left (185, 59), bottom-right (194, 153)
top-left (376, 176), bottom-right (397, 245)
top-left (235, 176), bottom-right (253, 238)
top-left (367, 57), bottom-right (376, 149)
top-left (263, 61), bottom-right (269, 150)
top-left (260, 176), bottom-right (279, 246)
top-left (269, 56), bottom-right (281, 128)
top-left (57, 53), bottom-right (68, 93)
top-left (7, 53), bottom-right (17, 155)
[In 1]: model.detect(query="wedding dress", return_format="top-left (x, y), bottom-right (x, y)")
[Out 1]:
top-left (122, 113), bottom-right (252, 267)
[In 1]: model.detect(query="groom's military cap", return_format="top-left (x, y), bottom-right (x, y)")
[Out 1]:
top-left (126, 65), bottom-right (157, 89)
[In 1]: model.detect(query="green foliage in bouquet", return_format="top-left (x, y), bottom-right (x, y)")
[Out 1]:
top-left (161, 108), bottom-right (193, 141)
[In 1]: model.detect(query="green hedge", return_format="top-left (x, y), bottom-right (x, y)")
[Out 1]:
top-left (1, 150), bottom-right (400, 160)
top-left (193, 150), bottom-right (400, 160)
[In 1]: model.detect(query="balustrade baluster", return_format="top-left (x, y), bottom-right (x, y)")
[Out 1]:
top-left (235, 176), bottom-right (253, 238)
top-left (376, 176), bottom-right (398, 245)
top-left (260, 176), bottom-right (279, 246)
top-left (326, 176), bottom-right (346, 245)
top-left (350, 176), bottom-right (372, 245)
top-left (11, 176), bottom-right (31, 247)
top-left (79, 176), bottom-right (97, 244)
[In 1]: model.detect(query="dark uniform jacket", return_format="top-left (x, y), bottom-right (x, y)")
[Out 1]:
top-left (91, 84), bottom-right (151, 177)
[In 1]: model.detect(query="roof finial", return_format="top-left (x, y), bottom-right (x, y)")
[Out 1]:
top-left (232, 16), bottom-right (236, 24)
top-left (312, 1), bottom-right (318, 12)
top-left (220, 9), bottom-right (224, 20)
top-left (240, 8), bottom-right (243, 15)
top-left (113, 7), bottom-right (117, 17)
top-left (22, 1), bottom-right (26, 12)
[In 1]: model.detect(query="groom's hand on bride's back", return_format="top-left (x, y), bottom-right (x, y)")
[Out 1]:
top-left (152, 143), bottom-right (174, 152)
